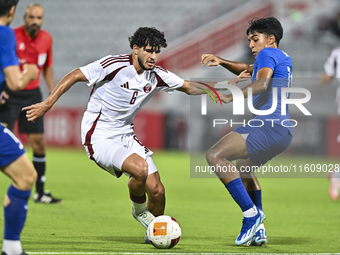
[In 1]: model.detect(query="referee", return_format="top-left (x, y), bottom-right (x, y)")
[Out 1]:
top-left (0, 3), bottom-right (61, 204)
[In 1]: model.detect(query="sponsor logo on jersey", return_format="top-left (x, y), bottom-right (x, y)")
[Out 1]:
top-left (121, 82), bottom-right (129, 89)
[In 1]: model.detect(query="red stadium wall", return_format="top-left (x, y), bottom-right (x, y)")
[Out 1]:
top-left (16, 108), bottom-right (165, 150)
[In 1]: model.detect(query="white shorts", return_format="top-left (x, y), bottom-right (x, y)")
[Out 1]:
top-left (84, 133), bottom-right (157, 178)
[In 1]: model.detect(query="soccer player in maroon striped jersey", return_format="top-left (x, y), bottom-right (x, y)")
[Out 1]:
top-left (23, 27), bottom-right (221, 243)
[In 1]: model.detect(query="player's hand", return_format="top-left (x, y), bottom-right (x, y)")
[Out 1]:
top-left (23, 63), bottom-right (39, 81)
top-left (201, 54), bottom-right (221, 67)
top-left (0, 91), bottom-right (9, 105)
top-left (228, 70), bottom-right (251, 85)
top-left (22, 101), bottom-right (50, 122)
top-left (319, 73), bottom-right (332, 85)
top-left (208, 90), bottom-right (232, 104)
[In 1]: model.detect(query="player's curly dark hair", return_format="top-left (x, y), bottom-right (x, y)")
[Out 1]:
top-left (129, 27), bottom-right (167, 50)
top-left (246, 17), bottom-right (283, 46)
top-left (0, 0), bottom-right (19, 16)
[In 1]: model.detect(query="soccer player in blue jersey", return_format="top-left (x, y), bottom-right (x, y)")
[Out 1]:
top-left (0, 0), bottom-right (39, 254)
top-left (201, 17), bottom-right (293, 246)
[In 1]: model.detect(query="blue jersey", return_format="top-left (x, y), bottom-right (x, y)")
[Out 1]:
top-left (0, 25), bottom-right (18, 90)
top-left (251, 47), bottom-right (293, 134)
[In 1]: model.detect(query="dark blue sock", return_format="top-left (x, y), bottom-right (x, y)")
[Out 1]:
top-left (248, 190), bottom-right (262, 211)
top-left (4, 185), bottom-right (31, 240)
top-left (226, 178), bottom-right (254, 212)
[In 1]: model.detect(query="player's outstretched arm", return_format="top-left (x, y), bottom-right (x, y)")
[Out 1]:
top-left (201, 54), bottom-right (253, 76)
top-left (177, 80), bottom-right (217, 95)
top-left (23, 68), bottom-right (88, 122)
top-left (225, 67), bottom-right (273, 104)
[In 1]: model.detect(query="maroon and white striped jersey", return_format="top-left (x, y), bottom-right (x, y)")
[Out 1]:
top-left (324, 47), bottom-right (340, 82)
top-left (79, 54), bottom-right (184, 144)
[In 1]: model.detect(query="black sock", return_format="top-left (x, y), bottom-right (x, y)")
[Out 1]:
top-left (33, 153), bottom-right (46, 195)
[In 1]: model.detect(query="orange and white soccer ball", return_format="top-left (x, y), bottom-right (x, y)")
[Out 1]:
top-left (146, 215), bottom-right (181, 249)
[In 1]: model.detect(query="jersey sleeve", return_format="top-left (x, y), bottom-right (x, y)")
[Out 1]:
top-left (0, 27), bottom-right (19, 69)
top-left (255, 48), bottom-right (276, 72)
top-left (323, 49), bottom-right (339, 77)
top-left (79, 55), bottom-right (114, 86)
top-left (155, 67), bottom-right (184, 94)
top-left (45, 34), bottom-right (53, 67)
top-left (80, 55), bottom-right (131, 86)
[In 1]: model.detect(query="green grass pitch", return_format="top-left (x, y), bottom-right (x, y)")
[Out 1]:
top-left (0, 148), bottom-right (340, 254)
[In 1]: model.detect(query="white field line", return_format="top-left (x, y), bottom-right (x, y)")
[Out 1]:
top-left (26, 252), bottom-right (340, 255)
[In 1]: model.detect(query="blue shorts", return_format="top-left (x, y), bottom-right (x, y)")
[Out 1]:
top-left (0, 125), bottom-right (25, 168)
top-left (234, 121), bottom-right (292, 166)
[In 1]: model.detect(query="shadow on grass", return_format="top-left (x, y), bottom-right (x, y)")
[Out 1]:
top-left (92, 235), bottom-right (143, 244)
top-left (268, 236), bottom-right (310, 245)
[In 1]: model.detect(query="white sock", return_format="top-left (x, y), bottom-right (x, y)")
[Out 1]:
top-left (256, 223), bottom-right (265, 231)
top-left (131, 201), bottom-right (147, 215)
top-left (243, 205), bottom-right (258, 218)
top-left (2, 239), bottom-right (23, 255)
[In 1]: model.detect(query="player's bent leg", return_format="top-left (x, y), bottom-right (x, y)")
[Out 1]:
top-left (237, 158), bottom-right (261, 191)
top-left (86, 138), bottom-right (155, 230)
top-left (123, 153), bottom-right (149, 196)
top-left (237, 158), bottom-right (267, 246)
top-left (206, 131), bottom-right (248, 183)
top-left (234, 162), bottom-right (266, 247)
top-left (145, 171), bottom-right (165, 217)
top-left (122, 154), bottom-right (155, 229)
top-left (1, 154), bottom-right (36, 255)
top-left (206, 132), bottom-right (266, 245)
top-left (2, 153), bottom-right (37, 191)
top-left (144, 167), bottom-right (165, 244)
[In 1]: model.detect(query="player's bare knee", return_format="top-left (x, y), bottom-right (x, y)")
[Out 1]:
top-left (18, 168), bottom-right (37, 190)
top-left (206, 148), bottom-right (219, 164)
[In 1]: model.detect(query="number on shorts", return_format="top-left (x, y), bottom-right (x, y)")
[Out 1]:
top-left (4, 128), bottom-right (24, 150)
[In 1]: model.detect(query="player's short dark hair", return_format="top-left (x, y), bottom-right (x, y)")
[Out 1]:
top-left (246, 17), bottom-right (283, 46)
top-left (0, 0), bottom-right (19, 17)
top-left (128, 27), bottom-right (167, 51)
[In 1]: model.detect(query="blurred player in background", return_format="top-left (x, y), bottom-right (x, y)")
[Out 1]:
top-left (23, 27), bottom-right (213, 243)
top-left (0, 0), bottom-right (39, 254)
top-left (202, 17), bottom-right (293, 246)
top-left (320, 47), bottom-right (340, 201)
top-left (0, 3), bottom-right (61, 204)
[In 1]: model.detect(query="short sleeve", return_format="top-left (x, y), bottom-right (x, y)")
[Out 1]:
top-left (155, 67), bottom-right (184, 94)
top-left (80, 55), bottom-right (130, 86)
top-left (79, 55), bottom-right (112, 86)
top-left (0, 27), bottom-right (19, 69)
top-left (45, 34), bottom-right (53, 67)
